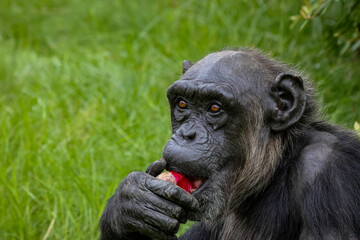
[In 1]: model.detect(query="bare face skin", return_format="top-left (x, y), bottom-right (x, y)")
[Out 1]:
top-left (163, 51), bottom-right (266, 222)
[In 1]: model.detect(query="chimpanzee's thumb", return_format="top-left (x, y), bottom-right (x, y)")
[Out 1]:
top-left (146, 158), bottom-right (167, 177)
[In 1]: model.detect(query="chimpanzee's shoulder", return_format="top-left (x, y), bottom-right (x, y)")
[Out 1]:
top-left (293, 129), bottom-right (360, 237)
top-left (296, 131), bottom-right (337, 180)
top-left (295, 128), bottom-right (360, 188)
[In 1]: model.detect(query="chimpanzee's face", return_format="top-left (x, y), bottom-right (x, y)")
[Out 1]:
top-left (162, 51), bottom-right (268, 221)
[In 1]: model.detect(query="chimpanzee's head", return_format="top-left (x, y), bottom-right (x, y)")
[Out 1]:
top-left (162, 49), bottom-right (314, 222)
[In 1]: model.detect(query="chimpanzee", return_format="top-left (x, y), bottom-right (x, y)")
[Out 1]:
top-left (99, 49), bottom-right (360, 240)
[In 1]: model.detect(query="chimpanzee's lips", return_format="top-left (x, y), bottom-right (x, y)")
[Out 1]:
top-left (189, 177), bottom-right (205, 193)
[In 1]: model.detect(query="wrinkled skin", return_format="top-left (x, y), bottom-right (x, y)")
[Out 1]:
top-left (163, 71), bottom-right (247, 222)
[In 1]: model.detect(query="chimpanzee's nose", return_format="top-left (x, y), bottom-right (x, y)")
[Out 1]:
top-left (176, 121), bottom-right (197, 141)
top-left (180, 128), bottom-right (196, 141)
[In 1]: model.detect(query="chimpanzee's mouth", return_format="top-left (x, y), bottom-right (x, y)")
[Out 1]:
top-left (162, 158), bottom-right (207, 193)
top-left (189, 177), bottom-right (205, 193)
top-left (158, 167), bottom-right (207, 194)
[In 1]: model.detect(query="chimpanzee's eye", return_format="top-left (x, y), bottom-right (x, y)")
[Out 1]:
top-left (210, 104), bottom-right (221, 113)
top-left (178, 100), bottom-right (187, 109)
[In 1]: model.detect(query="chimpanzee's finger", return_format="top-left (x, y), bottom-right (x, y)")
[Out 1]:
top-left (145, 176), bottom-right (199, 211)
top-left (141, 207), bottom-right (180, 236)
top-left (144, 193), bottom-right (188, 223)
top-left (130, 203), bottom-right (179, 240)
top-left (146, 158), bottom-right (167, 177)
top-left (132, 219), bottom-right (178, 240)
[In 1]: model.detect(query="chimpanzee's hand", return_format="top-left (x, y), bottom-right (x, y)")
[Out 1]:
top-left (99, 159), bottom-right (199, 240)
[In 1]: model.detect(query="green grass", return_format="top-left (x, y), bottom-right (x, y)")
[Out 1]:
top-left (0, 0), bottom-right (359, 239)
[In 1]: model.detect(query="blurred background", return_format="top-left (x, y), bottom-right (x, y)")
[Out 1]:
top-left (0, 0), bottom-right (359, 239)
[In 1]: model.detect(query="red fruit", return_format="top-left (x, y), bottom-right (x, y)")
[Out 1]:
top-left (157, 171), bottom-right (192, 193)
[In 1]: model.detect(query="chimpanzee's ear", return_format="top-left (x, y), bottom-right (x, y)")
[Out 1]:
top-left (182, 60), bottom-right (193, 74)
top-left (269, 73), bottom-right (306, 131)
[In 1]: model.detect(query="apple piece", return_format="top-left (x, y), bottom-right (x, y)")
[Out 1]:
top-left (157, 171), bottom-right (192, 193)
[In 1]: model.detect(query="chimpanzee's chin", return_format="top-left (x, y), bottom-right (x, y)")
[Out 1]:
top-left (187, 176), bottom-right (229, 223)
